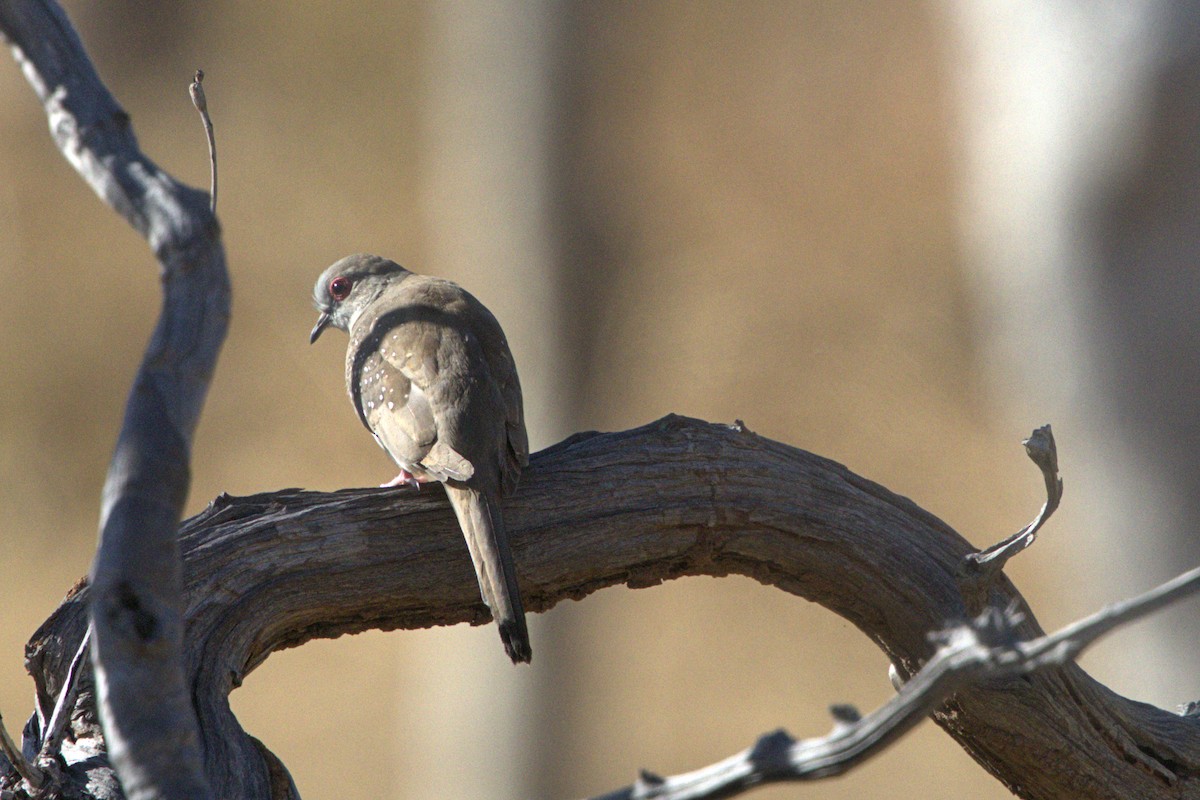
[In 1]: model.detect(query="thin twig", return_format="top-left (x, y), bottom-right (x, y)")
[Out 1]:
top-left (588, 560), bottom-right (1200, 800)
top-left (586, 625), bottom-right (990, 799)
top-left (189, 69), bottom-right (217, 213)
top-left (960, 425), bottom-right (1062, 611)
top-left (37, 627), bottom-right (92, 765)
top-left (1019, 563), bottom-right (1200, 666)
top-left (968, 424), bottom-right (1062, 572)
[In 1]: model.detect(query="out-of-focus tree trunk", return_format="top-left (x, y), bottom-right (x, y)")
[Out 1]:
top-left (412, 4), bottom-right (566, 798)
top-left (950, 0), bottom-right (1200, 706)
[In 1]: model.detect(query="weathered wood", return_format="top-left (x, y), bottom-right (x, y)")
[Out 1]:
top-left (0, 2), bottom-right (226, 799)
top-left (15, 416), bottom-right (1200, 799)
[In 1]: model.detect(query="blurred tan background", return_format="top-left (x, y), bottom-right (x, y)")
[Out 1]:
top-left (3, 2), bottom-right (1199, 799)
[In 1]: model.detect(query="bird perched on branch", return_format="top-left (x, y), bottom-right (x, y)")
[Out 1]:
top-left (310, 254), bottom-right (532, 663)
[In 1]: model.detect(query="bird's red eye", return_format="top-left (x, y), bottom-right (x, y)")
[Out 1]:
top-left (329, 276), bottom-right (352, 301)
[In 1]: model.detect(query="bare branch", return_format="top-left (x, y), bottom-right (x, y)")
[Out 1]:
top-left (189, 69), bottom-right (217, 212)
top-left (588, 561), bottom-right (1200, 800)
top-left (9, 416), bottom-right (1200, 800)
top-left (0, 2), bottom-right (227, 799)
top-left (969, 425), bottom-right (1061, 571)
top-left (961, 425), bottom-right (1062, 610)
top-left (36, 628), bottom-right (90, 769)
top-left (1021, 563), bottom-right (1200, 666)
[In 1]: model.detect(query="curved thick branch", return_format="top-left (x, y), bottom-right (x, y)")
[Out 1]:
top-left (19, 416), bottom-right (1200, 800)
top-left (1, 2), bottom-right (226, 799)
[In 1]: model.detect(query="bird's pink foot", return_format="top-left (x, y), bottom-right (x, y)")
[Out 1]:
top-left (381, 469), bottom-right (422, 490)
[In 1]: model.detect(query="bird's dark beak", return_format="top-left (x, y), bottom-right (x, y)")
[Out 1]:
top-left (310, 312), bottom-right (331, 344)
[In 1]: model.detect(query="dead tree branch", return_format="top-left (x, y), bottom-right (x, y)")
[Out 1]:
top-left (0, 1), bottom-right (226, 799)
top-left (4, 4), bottom-right (1200, 800)
top-left (959, 424), bottom-right (1061, 614)
top-left (964, 425), bottom-right (1062, 576)
top-left (5, 416), bottom-right (1200, 800)
top-left (589, 561), bottom-right (1200, 800)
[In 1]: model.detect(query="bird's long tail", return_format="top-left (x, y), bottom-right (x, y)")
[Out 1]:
top-left (443, 484), bottom-right (532, 663)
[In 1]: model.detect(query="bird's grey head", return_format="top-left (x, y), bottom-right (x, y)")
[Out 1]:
top-left (310, 254), bottom-right (412, 344)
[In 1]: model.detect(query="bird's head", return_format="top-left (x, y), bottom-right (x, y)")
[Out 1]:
top-left (310, 254), bottom-right (412, 343)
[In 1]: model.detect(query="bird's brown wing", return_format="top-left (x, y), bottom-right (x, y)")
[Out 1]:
top-left (489, 333), bottom-right (528, 479)
top-left (373, 316), bottom-right (477, 483)
top-left (462, 294), bottom-right (528, 494)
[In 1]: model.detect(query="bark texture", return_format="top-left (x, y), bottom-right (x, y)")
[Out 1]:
top-left (0, 2), bottom-right (225, 798)
top-left (15, 416), bottom-right (1200, 800)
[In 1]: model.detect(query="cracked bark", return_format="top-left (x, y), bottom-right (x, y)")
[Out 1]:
top-left (9, 416), bottom-right (1200, 800)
